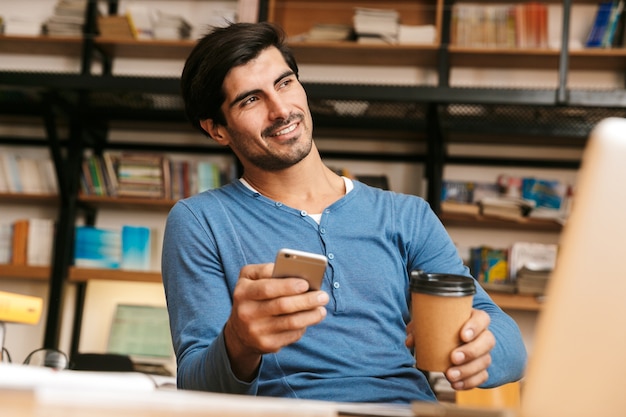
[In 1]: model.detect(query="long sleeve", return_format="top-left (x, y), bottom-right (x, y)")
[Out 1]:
top-left (161, 198), bottom-right (257, 394)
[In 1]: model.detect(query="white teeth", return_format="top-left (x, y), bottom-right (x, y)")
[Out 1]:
top-left (273, 124), bottom-right (296, 136)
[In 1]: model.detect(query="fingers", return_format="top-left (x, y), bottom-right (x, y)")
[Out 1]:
top-left (445, 309), bottom-right (496, 390)
top-left (405, 320), bottom-right (415, 349)
top-left (229, 262), bottom-right (330, 356)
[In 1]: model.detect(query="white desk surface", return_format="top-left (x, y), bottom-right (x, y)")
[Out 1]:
top-left (0, 363), bottom-right (416, 417)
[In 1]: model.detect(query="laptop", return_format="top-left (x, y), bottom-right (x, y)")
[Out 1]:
top-left (411, 117), bottom-right (626, 417)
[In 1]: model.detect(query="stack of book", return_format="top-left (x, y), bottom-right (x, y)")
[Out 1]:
top-left (479, 196), bottom-right (535, 221)
top-left (1, 16), bottom-right (43, 36)
top-left (353, 7), bottom-right (399, 44)
top-left (440, 180), bottom-right (500, 216)
top-left (43, 0), bottom-right (87, 37)
top-left (152, 10), bottom-right (192, 40)
top-left (116, 153), bottom-right (165, 198)
top-left (508, 241), bottom-right (558, 295)
top-left (97, 15), bottom-right (134, 39)
top-left (516, 266), bottom-right (552, 295)
top-left (305, 24), bottom-right (354, 42)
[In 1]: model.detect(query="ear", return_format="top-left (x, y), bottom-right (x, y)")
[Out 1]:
top-left (200, 119), bottom-right (229, 146)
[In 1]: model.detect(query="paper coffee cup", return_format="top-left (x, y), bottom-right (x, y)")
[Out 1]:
top-left (410, 270), bottom-right (476, 372)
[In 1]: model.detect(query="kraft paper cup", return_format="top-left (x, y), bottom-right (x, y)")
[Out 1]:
top-left (410, 270), bottom-right (476, 372)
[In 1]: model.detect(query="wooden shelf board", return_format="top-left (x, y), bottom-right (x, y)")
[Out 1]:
top-left (0, 193), bottom-right (58, 205)
top-left (78, 195), bottom-right (176, 211)
top-left (68, 267), bottom-right (161, 283)
top-left (94, 37), bottom-right (195, 60)
top-left (0, 264), bottom-right (50, 280)
top-left (440, 211), bottom-right (563, 232)
top-left (289, 42), bottom-right (440, 66)
top-left (0, 35), bottom-right (83, 56)
top-left (487, 291), bottom-right (544, 311)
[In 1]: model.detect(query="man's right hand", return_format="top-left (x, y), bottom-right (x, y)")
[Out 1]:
top-left (223, 262), bottom-right (329, 382)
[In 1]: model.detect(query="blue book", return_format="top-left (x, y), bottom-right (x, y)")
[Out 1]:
top-left (120, 225), bottom-right (151, 271)
top-left (586, 1), bottom-right (614, 47)
top-left (74, 226), bottom-right (121, 269)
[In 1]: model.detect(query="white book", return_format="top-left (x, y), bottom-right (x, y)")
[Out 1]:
top-left (26, 218), bottom-right (55, 266)
top-left (38, 159), bottom-right (59, 194)
top-left (0, 224), bottom-right (12, 264)
top-left (0, 161), bottom-right (9, 192)
top-left (17, 157), bottom-right (45, 194)
top-left (1, 153), bottom-right (22, 193)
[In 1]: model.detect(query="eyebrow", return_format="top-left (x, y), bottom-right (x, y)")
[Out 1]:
top-left (228, 70), bottom-right (296, 108)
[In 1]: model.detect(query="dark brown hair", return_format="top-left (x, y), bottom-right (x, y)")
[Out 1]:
top-left (181, 22), bottom-right (299, 137)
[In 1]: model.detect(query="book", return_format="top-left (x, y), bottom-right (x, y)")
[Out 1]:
top-left (10, 219), bottom-right (29, 266)
top-left (74, 226), bottom-right (121, 269)
top-left (1, 153), bottom-right (22, 193)
top-left (469, 246), bottom-right (509, 284)
top-left (0, 290), bottom-right (43, 325)
top-left (585, 1), bottom-right (614, 47)
top-left (440, 200), bottom-right (480, 216)
top-left (479, 196), bottom-right (535, 220)
top-left (120, 225), bottom-right (151, 271)
top-left (602, 0), bottom-right (625, 47)
top-left (508, 241), bottom-right (558, 281)
top-left (516, 266), bottom-right (551, 295)
top-left (126, 4), bottom-right (154, 40)
top-left (0, 224), bottom-right (12, 264)
top-left (26, 218), bottom-right (55, 266)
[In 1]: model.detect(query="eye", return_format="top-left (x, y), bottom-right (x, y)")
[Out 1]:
top-left (278, 77), bottom-right (294, 90)
top-left (242, 95), bottom-right (259, 106)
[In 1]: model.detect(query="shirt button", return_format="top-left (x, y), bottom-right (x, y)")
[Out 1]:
top-left (275, 202), bottom-right (283, 207)
top-left (300, 210), bottom-right (307, 216)
top-left (320, 228), bottom-right (326, 234)
top-left (324, 209), bottom-right (331, 214)
top-left (327, 253), bottom-right (335, 260)
top-left (333, 282), bottom-right (340, 289)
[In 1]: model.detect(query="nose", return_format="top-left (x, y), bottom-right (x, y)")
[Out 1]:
top-left (267, 91), bottom-right (290, 121)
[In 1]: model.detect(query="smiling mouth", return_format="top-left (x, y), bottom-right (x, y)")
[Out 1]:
top-left (270, 123), bottom-right (297, 137)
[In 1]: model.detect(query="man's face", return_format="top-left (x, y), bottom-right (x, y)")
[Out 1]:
top-left (214, 47), bottom-right (313, 171)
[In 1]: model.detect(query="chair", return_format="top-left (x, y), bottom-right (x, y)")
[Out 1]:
top-left (455, 381), bottom-right (521, 409)
top-left (70, 353), bottom-right (135, 372)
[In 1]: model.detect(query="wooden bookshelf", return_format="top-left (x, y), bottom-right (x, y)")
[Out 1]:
top-left (439, 211), bottom-right (563, 232)
top-left (0, 193), bottom-right (58, 205)
top-left (0, 35), bottom-right (83, 56)
top-left (78, 195), bottom-right (177, 211)
top-left (68, 267), bottom-right (161, 283)
top-left (0, 264), bottom-right (50, 281)
top-left (487, 291), bottom-right (544, 311)
top-left (94, 37), bottom-right (196, 60)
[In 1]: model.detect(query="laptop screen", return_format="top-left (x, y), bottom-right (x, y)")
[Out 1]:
top-left (106, 304), bottom-right (173, 364)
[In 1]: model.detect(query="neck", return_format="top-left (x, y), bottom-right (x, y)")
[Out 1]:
top-left (242, 154), bottom-right (345, 213)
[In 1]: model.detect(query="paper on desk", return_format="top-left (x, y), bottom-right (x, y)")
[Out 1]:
top-left (35, 387), bottom-right (337, 417)
top-left (0, 363), bottom-right (156, 392)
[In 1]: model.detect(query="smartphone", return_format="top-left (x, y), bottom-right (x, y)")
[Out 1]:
top-left (272, 248), bottom-right (328, 291)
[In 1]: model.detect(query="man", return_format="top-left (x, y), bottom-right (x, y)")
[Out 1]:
top-left (162, 21), bottom-right (526, 403)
